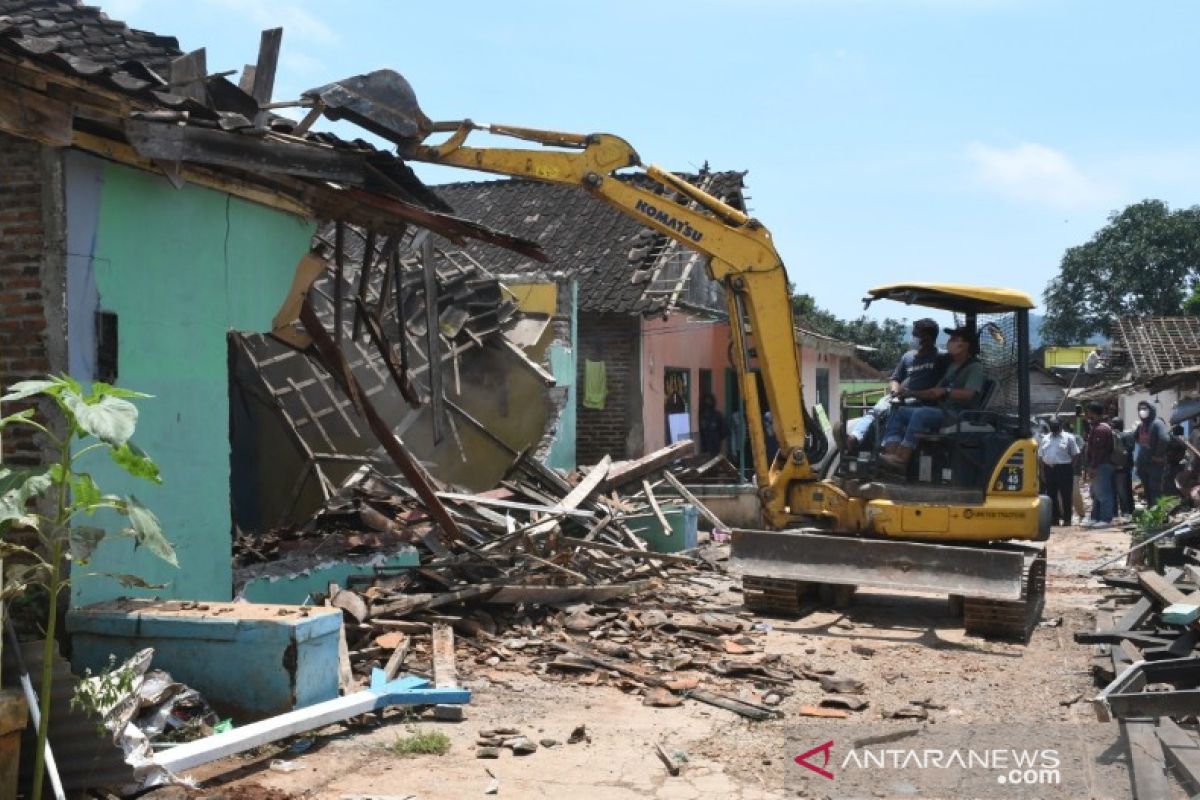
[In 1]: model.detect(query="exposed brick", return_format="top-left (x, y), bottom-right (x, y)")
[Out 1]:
top-left (0, 130), bottom-right (51, 466)
top-left (576, 312), bottom-right (640, 465)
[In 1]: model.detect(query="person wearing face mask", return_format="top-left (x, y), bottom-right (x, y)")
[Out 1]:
top-left (880, 327), bottom-right (985, 469)
top-left (1134, 400), bottom-right (1170, 507)
top-left (845, 318), bottom-right (948, 453)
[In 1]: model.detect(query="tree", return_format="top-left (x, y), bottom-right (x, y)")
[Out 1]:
top-left (1041, 200), bottom-right (1200, 344)
top-left (791, 292), bottom-right (909, 372)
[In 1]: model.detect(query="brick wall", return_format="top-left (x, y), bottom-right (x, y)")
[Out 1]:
top-left (577, 312), bottom-right (642, 465)
top-left (0, 131), bottom-right (58, 466)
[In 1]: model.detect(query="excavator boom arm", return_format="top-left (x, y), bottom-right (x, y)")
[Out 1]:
top-left (402, 122), bottom-right (815, 524)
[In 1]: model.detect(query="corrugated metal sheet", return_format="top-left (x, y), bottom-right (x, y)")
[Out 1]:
top-left (6, 640), bottom-right (134, 793)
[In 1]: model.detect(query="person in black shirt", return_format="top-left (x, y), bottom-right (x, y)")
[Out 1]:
top-left (698, 393), bottom-right (727, 456)
top-left (846, 318), bottom-right (949, 452)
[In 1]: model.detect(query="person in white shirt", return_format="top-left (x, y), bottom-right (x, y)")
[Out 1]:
top-left (1039, 418), bottom-right (1079, 526)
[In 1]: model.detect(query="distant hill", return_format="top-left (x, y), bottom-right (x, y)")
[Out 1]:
top-left (1028, 312), bottom-right (1105, 348)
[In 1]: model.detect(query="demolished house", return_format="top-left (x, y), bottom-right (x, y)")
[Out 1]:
top-left (0, 2), bottom-right (551, 609)
top-left (432, 174), bottom-right (856, 470)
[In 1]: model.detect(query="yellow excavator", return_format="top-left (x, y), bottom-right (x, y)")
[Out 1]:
top-left (383, 87), bottom-right (1048, 640)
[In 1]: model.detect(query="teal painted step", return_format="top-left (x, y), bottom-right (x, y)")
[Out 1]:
top-left (624, 505), bottom-right (698, 553)
top-left (67, 599), bottom-right (341, 722)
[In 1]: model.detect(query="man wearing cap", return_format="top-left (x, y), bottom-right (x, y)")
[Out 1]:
top-left (880, 326), bottom-right (986, 469)
top-left (846, 318), bottom-right (948, 452)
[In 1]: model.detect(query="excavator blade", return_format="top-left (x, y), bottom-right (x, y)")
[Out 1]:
top-left (729, 529), bottom-right (1033, 600)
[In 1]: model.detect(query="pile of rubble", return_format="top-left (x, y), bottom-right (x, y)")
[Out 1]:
top-left (1084, 512), bottom-right (1200, 795)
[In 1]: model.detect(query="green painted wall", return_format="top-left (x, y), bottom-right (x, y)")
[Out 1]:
top-left (71, 161), bottom-right (315, 607)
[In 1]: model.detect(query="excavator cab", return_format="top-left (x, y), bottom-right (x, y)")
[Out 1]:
top-left (838, 283), bottom-right (1035, 500)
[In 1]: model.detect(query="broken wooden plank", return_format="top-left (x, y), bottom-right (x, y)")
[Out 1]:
top-left (1157, 719), bottom-right (1200, 792)
top-left (599, 441), bottom-right (695, 492)
top-left (382, 637), bottom-right (409, 682)
top-left (1138, 569), bottom-right (1193, 607)
top-left (300, 296), bottom-right (465, 544)
top-left (486, 581), bottom-right (649, 605)
top-left (656, 743), bottom-right (681, 776)
top-left (1122, 719), bottom-right (1170, 800)
top-left (685, 689), bottom-right (778, 721)
top-left (250, 28), bottom-right (283, 106)
top-left (330, 585), bottom-right (370, 624)
top-left (525, 456), bottom-right (611, 538)
top-left (643, 479), bottom-right (672, 538)
top-left (564, 538), bottom-right (700, 566)
top-left (660, 471), bottom-right (726, 531)
top-left (423, 235), bottom-right (445, 444)
top-left (435, 493), bottom-right (595, 519)
top-left (432, 622), bottom-right (463, 721)
top-left (371, 585), bottom-right (495, 619)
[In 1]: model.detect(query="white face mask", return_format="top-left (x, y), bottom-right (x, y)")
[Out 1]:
top-left (1139, 409), bottom-right (1151, 420)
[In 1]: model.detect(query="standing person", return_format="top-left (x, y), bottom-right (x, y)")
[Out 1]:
top-left (698, 393), bottom-right (727, 457)
top-left (1111, 418), bottom-right (1135, 519)
top-left (1039, 418), bottom-right (1079, 526)
top-left (1135, 400), bottom-right (1170, 507)
top-left (845, 318), bottom-right (948, 452)
top-left (1083, 401), bottom-right (1115, 528)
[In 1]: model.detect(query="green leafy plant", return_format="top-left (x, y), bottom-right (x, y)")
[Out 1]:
top-left (1132, 495), bottom-right (1181, 543)
top-left (0, 376), bottom-right (176, 800)
top-left (69, 653), bottom-right (140, 737)
top-left (388, 727), bottom-right (451, 757)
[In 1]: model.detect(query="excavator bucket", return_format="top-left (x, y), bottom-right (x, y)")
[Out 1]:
top-left (729, 529), bottom-right (1032, 600)
top-left (303, 69), bottom-right (432, 144)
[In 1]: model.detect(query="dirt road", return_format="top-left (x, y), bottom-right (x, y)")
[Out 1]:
top-left (185, 525), bottom-right (1130, 799)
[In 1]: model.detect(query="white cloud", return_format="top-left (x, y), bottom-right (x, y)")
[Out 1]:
top-left (964, 141), bottom-right (1115, 210)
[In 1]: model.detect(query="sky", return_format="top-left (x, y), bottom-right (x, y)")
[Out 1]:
top-left (102, 0), bottom-right (1200, 322)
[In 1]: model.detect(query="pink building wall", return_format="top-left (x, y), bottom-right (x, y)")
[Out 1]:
top-left (639, 314), bottom-right (731, 452)
top-left (639, 314), bottom-right (848, 455)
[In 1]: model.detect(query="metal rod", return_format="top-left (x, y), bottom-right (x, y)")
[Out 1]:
top-left (1087, 520), bottom-right (1193, 574)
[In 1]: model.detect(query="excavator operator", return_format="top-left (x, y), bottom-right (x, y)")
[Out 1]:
top-left (880, 326), bottom-right (985, 469)
top-left (846, 317), bottom-right (947, 453)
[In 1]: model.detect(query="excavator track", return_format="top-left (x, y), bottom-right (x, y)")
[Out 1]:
top-left (962, 550), bottom-right (1046, 643)
top-left (743, 576), bottom-right (808, 615)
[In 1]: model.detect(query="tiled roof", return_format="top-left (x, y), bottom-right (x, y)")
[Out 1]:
top-left (433, 170), bottom-right (746, 315)
top-left (1112, 316), bottom-right (1200, 380)
top-left (0, 0), bottom-right (180, 82)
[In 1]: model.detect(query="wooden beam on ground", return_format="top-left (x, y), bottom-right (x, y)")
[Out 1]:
top-left (660, 470), bottom-right (726, 531)
top-left (564, 538), bottom-right (699, 566)
top-left (599, 441), bottom-right (695, 492)
top-left (382, 637), bottom-right (409, 681)
top-left (1121, 719), bottom-right (1170, 800)
top-left (432, 623), bottom-right (463, 721)
top-left (487, 581), bottom-right (650, 605)
top-left (1157, 719), bottom-right (1200, 793)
